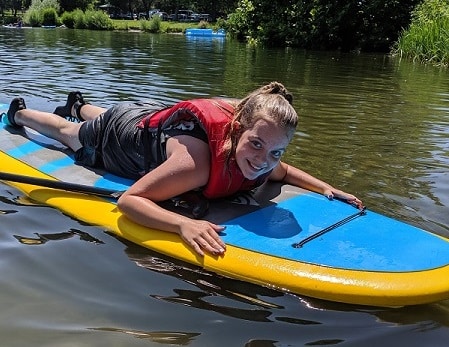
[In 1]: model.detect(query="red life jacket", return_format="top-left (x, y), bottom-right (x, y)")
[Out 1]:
top-left (138, 99), bottom-right (270, 198)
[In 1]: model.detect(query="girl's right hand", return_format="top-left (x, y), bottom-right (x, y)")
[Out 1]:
top-left (178, 219), bottom-right (227, 257)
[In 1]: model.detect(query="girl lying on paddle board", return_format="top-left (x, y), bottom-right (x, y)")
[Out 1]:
top-left (3, 82), bottom-right (363, 256)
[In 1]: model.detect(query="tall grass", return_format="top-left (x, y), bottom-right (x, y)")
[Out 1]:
top-left (60, 9), bottom-right (113, 30)
top-left (392, 0), bottom-right (449, 66)
top-left (139, 16), bottom-right (162, 33)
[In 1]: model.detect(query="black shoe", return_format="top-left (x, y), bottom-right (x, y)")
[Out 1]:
top-left (53, 91), bottom-right (86, 122)
top-left (4, 97), bottom-right (26, 128)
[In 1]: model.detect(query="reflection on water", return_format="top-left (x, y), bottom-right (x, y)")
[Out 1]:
top-left (14, 228), bottom-right (104, 245)
top-left (127, 243), bottom-right (283, 323)
top-left (1, 27), bottom-right (449, 346)
top-left (90, 327), bottom-right (200, 344)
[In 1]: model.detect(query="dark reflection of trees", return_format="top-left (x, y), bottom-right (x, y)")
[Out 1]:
top-left (120, 236), bottom-right (449, 332)
top-left (120, 238), bottom-right (325, 325)
top-left (14, 228), bottom-right (104, 245)
top-left (152, 288), bottom-right (273, 322)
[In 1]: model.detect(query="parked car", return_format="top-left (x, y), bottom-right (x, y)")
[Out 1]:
top-left (153, 11), bottom-right (168, 21)
top-left (198, 13), bottom-right (210, 21)
top-left (109, 12), bottom-right (136, 20)
top-left (125, 12), bottom-right (137, 20)
top-left (148, 9), bottom-right (161, 18)
top-left (169, 10), bottom-right (198, 22)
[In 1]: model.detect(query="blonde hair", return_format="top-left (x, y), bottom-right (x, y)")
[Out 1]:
top-left (223, 81), bottom-right (298, 160)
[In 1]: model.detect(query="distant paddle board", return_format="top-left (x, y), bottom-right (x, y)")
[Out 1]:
top-left (2, 102), bottom-right (449, 306)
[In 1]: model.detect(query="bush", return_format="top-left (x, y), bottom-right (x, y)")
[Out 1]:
top-left (73, 9), bottom-right (87, 29)
top-left (24, 9), bottom-right (42, 26)
top-left (198, 20), bottom-right (208, 29)
top-left (392, 0), bottom-right (449, 65)
top-left (411, 0), bottom-right (449, 24)
top-left (140, 15), bottom-right (161, 33)
top-left (60, 10), bottom-right (76, 28)
top-left (84, 9), bottom-right (114, 30)
top-left (42, 7), bottom-right (57, 26)
top-left (61, 9), bottom-right (112, 30)
top-left (23, 0), bottom-right (60, 26)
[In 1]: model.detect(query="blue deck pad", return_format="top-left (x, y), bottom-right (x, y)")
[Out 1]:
top-left (93, 174), bottom-right (134, 191)
top-left (40, 156), bottom-right (75, 173)
top-left (222, 193), bottom-right (449, 272)
top-left (6, 141), bottom-right (44, 159)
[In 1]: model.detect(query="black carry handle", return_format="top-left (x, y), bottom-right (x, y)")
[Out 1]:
top-left (292, 207), bottom-right (367, 248)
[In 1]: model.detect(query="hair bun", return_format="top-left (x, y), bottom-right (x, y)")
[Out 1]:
top-left (265, 82), bottom-right (293, 105)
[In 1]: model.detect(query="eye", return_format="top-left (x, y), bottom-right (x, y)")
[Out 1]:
top-left (271, 150), bottom-right (284, 159)
top-left (251, 140), bottom-right (263, 149)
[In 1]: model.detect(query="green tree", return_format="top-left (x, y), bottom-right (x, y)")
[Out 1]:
top-left (28, 0), bottom-right (59, 11)
top-left (227, 0), bottom-right (421, 52)
top-left (59, 0), bottom-right (92, 12)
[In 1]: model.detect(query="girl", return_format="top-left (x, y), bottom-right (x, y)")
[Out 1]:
top-left (4, 82), bottom-right (362, 256)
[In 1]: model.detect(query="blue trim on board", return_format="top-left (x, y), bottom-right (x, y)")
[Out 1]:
top-left (39, 156), bottom-right (75, 173)
top-left (94, 174), bottom-right (134, 191)
top-left (6, 141), bottom-right (43, 158)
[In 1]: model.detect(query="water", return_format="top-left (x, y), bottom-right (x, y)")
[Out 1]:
top-left (1, 27), bottom-right (449, 346)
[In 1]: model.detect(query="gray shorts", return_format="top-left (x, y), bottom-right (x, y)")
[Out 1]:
top-left (76, 101), bottom-right (167, 179)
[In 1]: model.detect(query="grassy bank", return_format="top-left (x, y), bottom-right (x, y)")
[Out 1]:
top-left (391, 0), bottom-right (449, 66)
top-left (113, 19), bottom-right (210, 33)
top-left (1, 8), bottom-right (220, 34)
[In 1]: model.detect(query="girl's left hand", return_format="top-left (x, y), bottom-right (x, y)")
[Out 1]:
top-left (324, 188), bottom-right (364, 210)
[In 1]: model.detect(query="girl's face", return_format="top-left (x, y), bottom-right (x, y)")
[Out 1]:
top-left (235, 118), bottom-right (291, 180)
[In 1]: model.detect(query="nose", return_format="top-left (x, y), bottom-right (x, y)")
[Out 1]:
top-left (254, 152), bottom-right (270, 169)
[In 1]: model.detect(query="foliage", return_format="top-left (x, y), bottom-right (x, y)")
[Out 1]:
top-left (41, 7), bottom-right (57, 25)
top-left (22, 0), bottom-right (60, 26)
top-left (3, 0), bottom-right (441, 55)
top-left (60, 8), bottom-right (112, 29)
top-left (226, 0), bottom-right (255, 41)
top-left (73, 8), bottom-right (87, 28)
top-left (24, 8), bottom-right (42, 26)
top-left (60, 9), bottom-right (78, 28)
top-left (84, 9), bottom-right (114, 30)
top-left (198, 20), bottom-right (207, 29)
top-left (226, 0), bottom-right (421, 52)
top-left (28, 0), bottom-right (60, 12)
top-left (411, 0), bottom-right (449, 23)
top-left (392, 0), bottom-right (449, 66)
top-left (59, 0), bottom-right (92, 12)
top-left (139, 15), bottom-right (161, 33)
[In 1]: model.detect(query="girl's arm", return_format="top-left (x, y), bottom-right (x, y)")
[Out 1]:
top-left (269, 161), bottom-right (363, 208)
top-left (117, 135), bottom-right (226, 257)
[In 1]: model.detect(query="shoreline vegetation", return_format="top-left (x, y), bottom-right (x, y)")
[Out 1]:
top-left (391, 0), bottom-right (449, 66)
top-left (2, 0), bottom-right (449, 67)
top-left (2, 8), bottom-right (220, 34)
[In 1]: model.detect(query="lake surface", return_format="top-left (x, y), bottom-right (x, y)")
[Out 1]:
top-left (1, 27), bottom-right (449, 346)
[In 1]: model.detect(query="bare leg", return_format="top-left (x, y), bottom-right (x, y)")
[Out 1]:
top-left (14, 109), bottom-right (84, 152)
top-left (77, 104), bottom-right (107, 121)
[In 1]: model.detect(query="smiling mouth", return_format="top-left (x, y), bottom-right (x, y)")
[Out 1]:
top-left (247, 160), bottom-right (267, 172)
